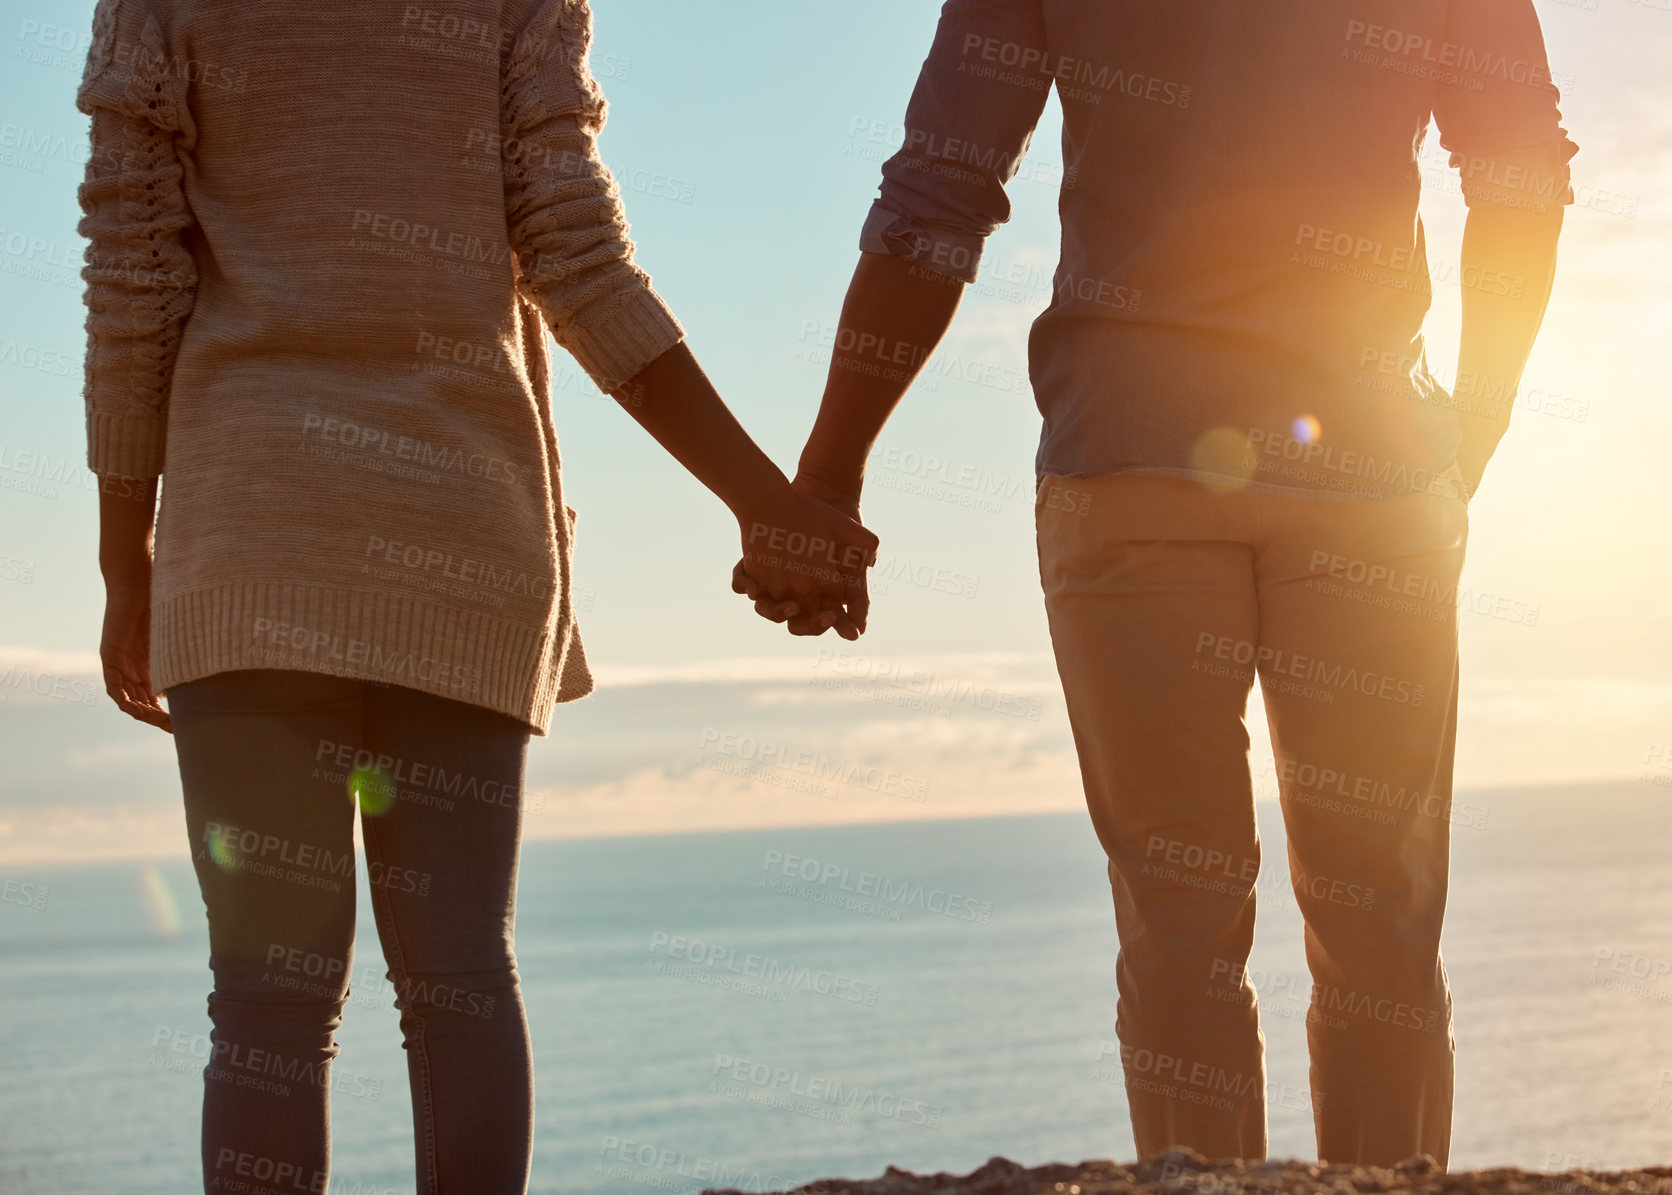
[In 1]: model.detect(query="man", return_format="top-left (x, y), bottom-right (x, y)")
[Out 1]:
top-left (738, 0), bottom-right (1574, 1167)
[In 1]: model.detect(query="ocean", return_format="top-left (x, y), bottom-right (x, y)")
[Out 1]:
top-left (2, 781), bottom-right (1670, 1194)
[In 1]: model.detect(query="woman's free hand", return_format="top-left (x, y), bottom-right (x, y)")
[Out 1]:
top-left (100, 569), bottom-right (172, 733)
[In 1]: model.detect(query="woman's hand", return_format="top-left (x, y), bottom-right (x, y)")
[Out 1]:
top-left (97, 475), bottom-right (171, 732)
top-left (732, 474), bottom-right (873, 638)
top-left (100, 570), bottom-right (172, 733)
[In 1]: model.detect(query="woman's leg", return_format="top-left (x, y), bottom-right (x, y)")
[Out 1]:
top-left (169, 668), bottom-right (368, 1195)
top-left (358, 681), bottom-right (535, 1195)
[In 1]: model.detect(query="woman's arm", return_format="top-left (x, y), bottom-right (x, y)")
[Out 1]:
top-left (96, 476), bottom-right (170, 731)
top-left (77, 0), bottom-right (196, 731)
top-left (501, 0), bottom-right (875, 632)
top-left (611, 344), bottom-right (877, 635)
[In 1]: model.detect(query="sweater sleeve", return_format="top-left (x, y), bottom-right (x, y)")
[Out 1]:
top-left (74, 0), bottom-right (199, 480)
top-left (500, 0), bottom-right (684, 394)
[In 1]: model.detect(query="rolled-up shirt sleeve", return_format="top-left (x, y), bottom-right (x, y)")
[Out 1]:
top-left (501, 0), bottom-right (684, 393)
top-left (75, 0), bottom-right (199, 480)
top-left (861, 0), bottom-right (1053, 285)
top-left (1432, 0), bottom-right (1579, 214)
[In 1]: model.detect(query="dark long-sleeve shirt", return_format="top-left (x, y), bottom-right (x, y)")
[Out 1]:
top-left (862, 0), bottom-right (1578, 499)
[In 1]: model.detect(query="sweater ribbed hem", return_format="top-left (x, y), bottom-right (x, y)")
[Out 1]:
top-left (562, 285), bottom-right (686, 393)
top-left (151, 581), bottom-right (594, 737)
top-left (87, 409), bottom-right (166, 480)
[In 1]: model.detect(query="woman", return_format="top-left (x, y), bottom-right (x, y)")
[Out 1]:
top-left (78, 1), bottom-right (874, 1191)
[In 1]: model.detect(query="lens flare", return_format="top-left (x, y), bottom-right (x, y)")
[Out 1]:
top-left (1190, 427), bottom-right (1258, 494)
top-left (351, 763), bottom-right (397, 817)
top-left (137, 865), bottom-right (181, 938)
top-left (207, 834), bottom-right (238, 872)
top-left (1292, 414), bottom-right (1322, 444)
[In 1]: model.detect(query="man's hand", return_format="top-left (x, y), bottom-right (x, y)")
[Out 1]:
top-left (1457, 443), bottom-right (1489, 504)
top-left (100, 571), bottom-right (172, 733)
top-left (732, 476), bottom-right (873, 638)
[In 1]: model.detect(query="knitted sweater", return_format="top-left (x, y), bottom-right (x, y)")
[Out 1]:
top-left (75, 0), bottom-right (686, 735)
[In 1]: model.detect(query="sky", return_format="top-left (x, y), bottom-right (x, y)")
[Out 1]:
top-left (0, 0), bottom-right (1669, 865)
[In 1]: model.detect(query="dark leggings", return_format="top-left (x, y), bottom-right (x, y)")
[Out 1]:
top-left (168, 668), bottom-right (535, 1195)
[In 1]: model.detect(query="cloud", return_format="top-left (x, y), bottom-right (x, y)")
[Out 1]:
top-left (0, 649), bottom-right (1667, 866)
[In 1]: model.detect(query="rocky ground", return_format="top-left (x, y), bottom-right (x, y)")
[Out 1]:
top-left (704, 1149), bottom-right (1672, 1195)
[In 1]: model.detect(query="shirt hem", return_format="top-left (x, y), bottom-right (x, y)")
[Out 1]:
top-left (1035, 462), bottom-right (1466, 504)
top-left (150, 581), bottom-right (594, 737)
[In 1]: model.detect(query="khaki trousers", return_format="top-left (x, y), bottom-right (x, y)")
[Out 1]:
top-left (1036, 469), bottom-right (1469, 1166)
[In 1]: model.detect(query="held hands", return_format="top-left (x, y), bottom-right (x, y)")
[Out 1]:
top-left (731, 475), bottom-right (875, 639)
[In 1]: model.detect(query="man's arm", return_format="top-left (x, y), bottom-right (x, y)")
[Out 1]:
top-left (1432, 0), bottom-right (1577, 497)
top-left (740, 0), bottom-right (1051, 629)
top-left (1452, 202), bottom-right (1564, 497)
top-left (613, 344), bottom-right (878, 638)
top-left (794, 254), bottom-right (966, 504)
top-left (805, 0), bottom-right (1054, 492)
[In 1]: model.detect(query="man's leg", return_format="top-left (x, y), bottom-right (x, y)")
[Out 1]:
top-left (1253, 480), bottom-right (1469, 1166)
top-left (1037, 472), bottom-right (1268, 1159)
